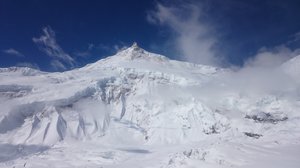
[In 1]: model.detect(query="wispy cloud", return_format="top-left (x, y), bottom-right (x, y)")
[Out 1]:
top-left (50, 60), bottom-right (67, 71)
top-left (113, 44), bottom-right (128, 52)
top-left (98, 42), bottom-right (128, 53)
top-left (3, 48), bottom-right (24, 57)
top-left (74, 42), bottom-right (128, 58)
top-left (33, 26), bottom-right (75, 70)
top-left (148, 2), bottom-right (219, 65)
top-left (74, 43), bottom-right (95, 57)
top-left (98, 44), bottom-right (111, 52)
top-left (245, 45), bottom-right (300, 68)
top-left (293, 32), bottom-right (300, 42)
top-left (287, 31), bottom-right (300, 45)
top-left (146, 1), bottom-right (300, 101)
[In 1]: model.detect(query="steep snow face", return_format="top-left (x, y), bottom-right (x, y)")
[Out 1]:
top-left (0, 44), bottom-right (226, 146)
top-left (0, 44), bottom-right (300, 168)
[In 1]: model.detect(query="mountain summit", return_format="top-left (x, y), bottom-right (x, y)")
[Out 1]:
top-left (131, 41), bottom-right (139, 49)
top-left (113, 42), bottom-right (170, 62)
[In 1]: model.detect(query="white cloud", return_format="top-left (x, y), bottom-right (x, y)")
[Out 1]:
top-left (99, 42), bottom-right (127, 53)
top-left (75, 43), bottom-right (128, 57)
top-left (245, 45), bottom-right (300, 68)
top-left (3, 48), bottom-right (24, 57)
top-left (146, 1), bottom-right (300, 101)
top-left (148, 2), bottom-right (218, 65)
top-left (113, 44), bottom-right (127, 52)
top-left (74, 43), bottom-right (95, 57)
top-left (98, 44), bottom-right (111, 52)
top-left (207, 44), bottom-right (300, 99)
top-left (292, 31), bottom-right (300, 43)
top-left (190, 46), bottom-right (300, 104)
top-left (33, 26), bottom-right (75, 68)
top-left (50, 60), bottom-right (67, 71)
top-left (74, 51), bottom-right (90, 57)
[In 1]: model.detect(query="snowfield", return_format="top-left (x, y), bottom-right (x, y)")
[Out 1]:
top-left (0, 43), bottom-right (300, 167)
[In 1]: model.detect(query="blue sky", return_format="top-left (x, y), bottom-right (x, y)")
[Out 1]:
top-left (1, 0), bottom-right (300, 71)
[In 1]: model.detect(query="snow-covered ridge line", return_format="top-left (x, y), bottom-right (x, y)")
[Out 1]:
top-left (0, 67), bottom-right (45, 76)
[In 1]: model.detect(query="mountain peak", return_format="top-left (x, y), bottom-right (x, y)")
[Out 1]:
top-left (113, 42), bottom-right (169, 62)
top-left (127, 41), bottom-right (143, 53)
top-left (131, 42), bottom-right (139, 48)
top-left (117, 42), bottom-right (144, 54)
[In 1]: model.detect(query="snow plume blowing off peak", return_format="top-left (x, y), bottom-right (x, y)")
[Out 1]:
top-left (148, 2), bottom-right (219, 66)
top-left (147, 3), bottom-right (299, 105)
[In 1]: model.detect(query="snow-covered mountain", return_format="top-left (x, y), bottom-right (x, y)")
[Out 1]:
top-left (0, 43), bottom-right (300, 168)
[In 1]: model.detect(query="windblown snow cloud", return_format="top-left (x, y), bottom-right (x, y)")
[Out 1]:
top-left (146, 0), bottom-right (300, 99)
top-left (148, 2), bottom-right (218, 65)
top-left (50, 60), bottom-right (67, 71)
top-left (245, 45), bottom-right (300, 68)
top-left (113, 44), bottom-right (128, 52)
top-left (196, 44), bottom-right (300, 105)
top-left (2, 48), bottom-right (24, 57)
top-left (33, 26), bottom-right (75, 70)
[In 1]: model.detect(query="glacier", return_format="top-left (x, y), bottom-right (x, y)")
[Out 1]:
top-left (0, 43), bottom-right (300, 167)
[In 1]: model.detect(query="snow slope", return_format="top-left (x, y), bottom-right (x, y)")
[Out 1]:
top-left (0, 43), bottom-right (300, 167)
